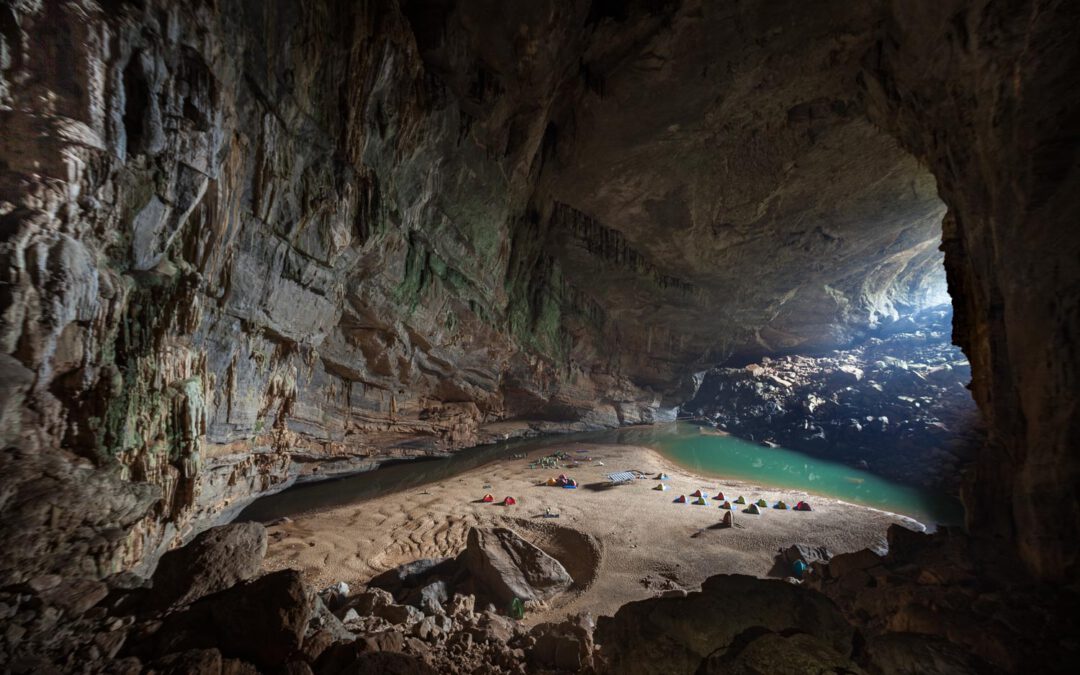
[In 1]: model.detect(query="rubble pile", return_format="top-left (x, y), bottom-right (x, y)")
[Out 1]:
top-left (0, 523), bottom-right (595, 674)
top-left (686, 307), bottom-right (982, 490)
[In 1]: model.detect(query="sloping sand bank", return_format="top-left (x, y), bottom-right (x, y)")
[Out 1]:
top-left (261, 441), bottom-right (916, 623)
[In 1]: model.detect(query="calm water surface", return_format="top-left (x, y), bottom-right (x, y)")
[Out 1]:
top-left (614, 423), bottom-right (964, 529)
top-left (240, 422), bottom-right (963, 529)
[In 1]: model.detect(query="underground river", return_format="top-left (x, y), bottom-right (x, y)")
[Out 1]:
top-left (241, 422), bottom-right (964, 529)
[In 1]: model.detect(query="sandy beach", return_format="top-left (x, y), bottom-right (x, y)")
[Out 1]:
top-left (261, 440), bottom-right (917, 624)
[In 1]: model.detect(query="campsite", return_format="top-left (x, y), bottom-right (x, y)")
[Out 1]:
top-left (261, 439), bottom-right (919, 624)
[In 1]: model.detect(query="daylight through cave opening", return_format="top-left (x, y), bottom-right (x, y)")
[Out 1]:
top-left (1, 0), bottom-right (1078, 672)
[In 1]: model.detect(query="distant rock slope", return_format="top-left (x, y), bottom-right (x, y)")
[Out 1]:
top-left (686, 307), bottom-right (982, 491)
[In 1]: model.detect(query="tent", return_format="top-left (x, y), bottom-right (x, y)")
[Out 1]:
top-left (734, 496), bottom-right (746, 504)
top-left (656, 473), bottom-right (670, 480)
top-left (713, 491), bottom-right (725, 501)
top-left (691, 489), bottom-right (706, 498)
top-left (774, 500), bottom-right (789, 510)
top-left (756, 498), bottom-right (768, 507)
top-left (562, 480), bottom-right (578, 489)
top-left (653, 483), bottom-right (670, 491)
top-left (509, 597), bottom-right (526, 619)
top-left (792, 559), bottom-right (809, 579)
top-left (719, 500), bottom-right (732, 509)
top-left (503, 496), bottom-right (517, 506)
top-left (481, 494), bottom-right (494, 503)
top-left (692, 496), bottom-right (709, 506)
top-left (794, 501), bottom-right (813, 511)
top-left (719, 510), bottom-right (733, 528)
top-left (674, 495), bottom-right (687, 504)
top-left (546, 477), bottom-right (559, 486)
top-left (746, 503), bottom-right (762, 514)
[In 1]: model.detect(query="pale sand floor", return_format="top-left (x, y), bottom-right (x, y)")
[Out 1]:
top-left (261, 441), bottom-right (917, 624)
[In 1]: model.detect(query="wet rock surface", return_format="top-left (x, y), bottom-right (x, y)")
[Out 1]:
top-left (686, 307), bottom-right (982, 491)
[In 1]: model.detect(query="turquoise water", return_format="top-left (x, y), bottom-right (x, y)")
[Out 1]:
top-left (610, 423), bottom-right (964, 529)
top-left (240, 422), bottom-right (964, 530)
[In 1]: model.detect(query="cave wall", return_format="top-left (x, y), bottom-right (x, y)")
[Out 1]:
top-left (861, 0), bottom-right (1080, 580)
top-left (1, 0), bottom-right (1077, 584)
top-left (0, 0), bottom-right (662, 584)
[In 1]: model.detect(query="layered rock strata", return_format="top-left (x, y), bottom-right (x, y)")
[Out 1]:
top-left (0, 0), bottom-right (1077, 593)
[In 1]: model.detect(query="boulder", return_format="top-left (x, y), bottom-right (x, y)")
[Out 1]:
top-left (374, 603), bottom-right (424, 626)
top-left (861, 632), bottom-right (996, 675)
top-left (446, 593), bottom-right (475, 620)
top-left (337, 652), bottom-right (438, 675)
top-left (349, 587), bottom-right (395, 616)
top-left (699, 631), bottom-right (866, 674)
top-left (146, 648), bottom-right (223, 674)
top-left (412, 614), bottom-right (452, 642)
top-left (781, 543), bottom-right (832, 566)
top-left (203, 570), bottom-right (313, 668)
top-left (309, 595), bottom-right (355, 644)
top-left (461, 527), bottom-right (573, 607)
top-left (472, 610), bottom-right (518, 643)
top-left (530, 614), bottom-right (596, 672)
top-left (150, 523), bottom-right (268, 608)
top-left (595, 574), bottom-right (855, 675)
top-left (414, 580), bottom-right (449, 615)
top-left (368, 558), bottom-right (453, 595)
top-left (131, 570), bottom-right (314, 669)
top-left (826, 549), bottom-right (884, 578)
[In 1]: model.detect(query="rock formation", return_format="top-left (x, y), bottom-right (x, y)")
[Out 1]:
top-left (687, 305), bottom-right (982, 492)
top-left (1, 0), bottom-right (1079, 669)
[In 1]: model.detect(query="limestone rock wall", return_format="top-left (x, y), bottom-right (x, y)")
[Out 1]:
top-left (0, 0), bottom-right (658, 584)
top-left (1, 0), bottom-right (1077, 585)
top-left (861, 0), bottom-right (1080, 580)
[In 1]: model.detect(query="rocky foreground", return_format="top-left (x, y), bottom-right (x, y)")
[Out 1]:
top-left (685, 307), bottom-right (982, 491)
top-left (3, 517), bottom-right (1076, 674)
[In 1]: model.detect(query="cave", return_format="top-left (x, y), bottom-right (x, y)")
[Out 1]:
top-left (1, 1), bottom-right (1078, 673)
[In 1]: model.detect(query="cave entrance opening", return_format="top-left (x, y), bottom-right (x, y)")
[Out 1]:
top-left (674, 155), bottom-right (979, 529)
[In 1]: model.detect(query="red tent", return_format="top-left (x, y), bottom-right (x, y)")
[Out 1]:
top-left (674, 495), bottom-right (687, 503)
top-left (713, 491), bottom-right (725, 501)
top-left (481, 494), bottom-right (494, 503)
top-left (503, 496), bottom-right (517, 506)
top-left (794, 501), bottom-right (812, 511)
top-left (690, 489), bottom-right (705, 498)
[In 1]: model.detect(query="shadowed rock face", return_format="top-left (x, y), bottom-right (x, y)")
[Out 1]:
top-left (0, 0), bottom-right (1077, 589)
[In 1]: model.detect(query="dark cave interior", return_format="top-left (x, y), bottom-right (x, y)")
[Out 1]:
top-left (1, 1), bottom-right (1078, 673)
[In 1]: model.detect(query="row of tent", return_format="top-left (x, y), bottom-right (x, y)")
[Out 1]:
top-left (481, 494), bottom-right (517, 505)
top-left (669, 493), bottom-right (813, 512)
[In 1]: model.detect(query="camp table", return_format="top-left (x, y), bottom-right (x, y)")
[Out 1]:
top-left (606, 471), bottom-right (637, 485)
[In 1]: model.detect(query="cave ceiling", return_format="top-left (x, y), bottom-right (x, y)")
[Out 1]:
top-left (407, 0), bottom-right (948, 391)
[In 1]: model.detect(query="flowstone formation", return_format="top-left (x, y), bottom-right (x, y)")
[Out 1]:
top-left (686, 306), bottom-right (982, 492)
